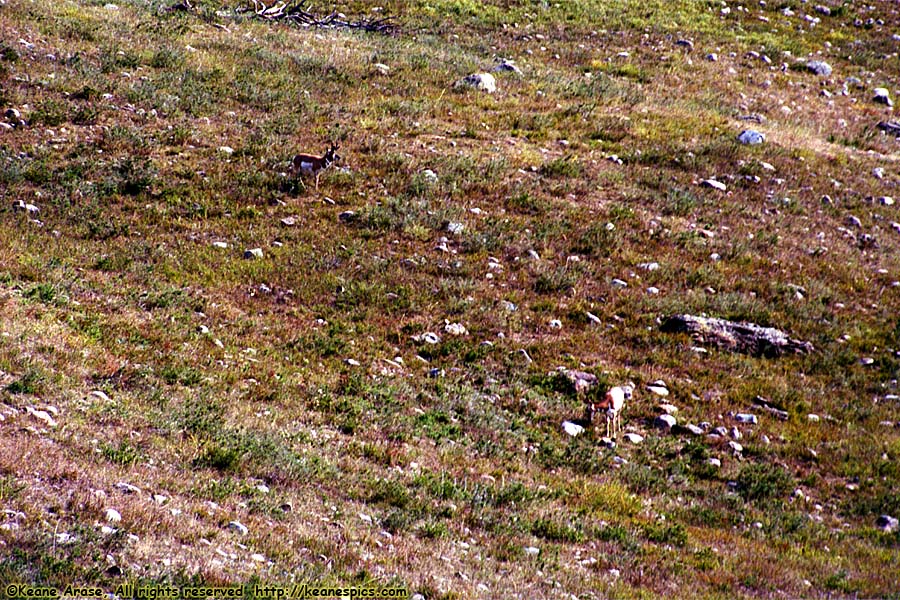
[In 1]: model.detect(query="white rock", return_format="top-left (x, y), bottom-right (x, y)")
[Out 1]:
top-left (684, 424), bottom-right (704, 436)
top-left (623, 433), bottom-right (644, 444)
top-left (874, 87), bottom-right (893, 106)
top-left (805, 60), bottom-right (832, 76)
top-left (417, 332), bottom-right (440, 345)
top-left (457, 73), bottom-right (496, 94)
top-left (89, 390), bottom-right (111, 402)
top-left (218, 146), bottom-right (235, 155)
top-left (373, 63), bottom-right (390, 75)
top-left (647, 385), bottom-right (669, 397)
top-left (344, 358), bottom-right (361, 366)
top-left (647, 286), bottom-right (660, 295)
top-left (730, 427), bottom-right (742, 441)
top-left (876, 515), bottom-right (899, 533)
top-left (115, 482), bottom-right (141, 495)
top-left (444, 322), bottom-right (468, 336)
top-left (728, 441), bottom-right (743, 453)
top-left (524, 546), bottom-right (540, 556)
top-left (735, 413), bottom-right (758, 424)
top-left (807, 413), bottom-right (820, 422)
top-left (26, 407), bottom-right (57, 428)
top-left (255, 484), bottom-right (270, 494)
top-left (707, 458), bottom-right (721, 467)
top-left (659, 404), bottom-right (678, 414)
top-left (561, 421), bottom-right (585, 437)
top-left (701, 178), bottom-right (727, 191)
top-left (228, 521), bottom-right (249, 535)
top-left (251, 553), bottom-right (267, 563)
top-left (243, 247), bottom-right (264, 259)
top-left (655, 414), bottom-right (677, 430)
top-left (878, 196), bottom-right (894, 206)
top-left (737, 130), bottom-right (765, 144)
top-left (549, 319), bottom-right (562, 329)
top-left (104, 508), bottom-right (122, 523)
top-left (611, 278), bottom-right (628, 288)
top-left (152, 494), bottom-right (168, 505)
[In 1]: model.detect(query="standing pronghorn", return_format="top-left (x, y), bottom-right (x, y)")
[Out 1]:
top-left (586, 383), bottom-right (634, 438)
top-left (290, 142), bottom-right (339, 190)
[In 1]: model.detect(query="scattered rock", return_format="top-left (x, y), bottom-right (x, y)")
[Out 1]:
top-left (372, 63), bottom-right (390, 76)
top-left (876, 515), bottom-right (898, 533)
top-left (456, 73), bottom-right (496, 94)
top-left (444, 322), bottom-right (468, 336)
top-left (115, 482), bottom-right (141, 495)
top-left (338, 211), bottom-right (357, 224)
top-left (492, 60), bottom-right (522, 75)
top-left (611, 278), bottom-right (628, 288)
top-left (846, 215), bottom-right (862, 228)
top-left (623, 433), bottom-right (644, 444)
top-left (675, 39), bottom-right (694, 50)
top-left (280, 216), bottom-right (297, 227)
top-left (728, 441), bottom-right (743, 453)
top-left (647, 384), bottom-right (669, 397)
top-left (446, 221), bottom-right (465, 235)
top-left (218, 146), bottom-right (234, 155)
top-left (13, 200), bottom-right (40, 215)
top-left (562, 369), bottom-right (598, 393)
top-left (228, 521), bottom-right (249, 535)
top-left (706, 53), bottom-right (718, 61)
top-left (878, 121), bottom-right (900, 135)
top-left (421, 169), bottom-right (438, 184)
top-left (735, 413), bottom-right (758, 424)
top-left (807, 413), bottom-right (820, 422)
top-left (549, 319), bottom-right (562, 329)
top-left (878, 196), bottom-right (894, 206)
top-left (415, 332), bottom-right (440, 345)
top-left (524, 546), bottom-right (540, 556)
top-left (655, 414), bottom-right (677, 431)
top-left (805, 60), bottom-right (832, 77)
top-left (874, 88), bottom-right (893, 107)
top-left (730, 427), bottom-right (742, 441)
top-left (701, 178), bottom-right (727, 192)
top-left (344, 358), bottom-right (361, 366)
top-left (104, 508), bottom-right (122, 523)
top-left (684, 423), bottom-right (704, 436)
top-left (638, 261), bottom-right (659, 271)
top-left (243, 248), bottom-right (264, 260)
top-left (26, 407), bottom-right (57, 428)
top-left (707, 457), bottom-right (721, 467)
top-left (561, 421), bottom-right (585, 437)
top-left (659, 403), bottom-right (678, 414)
top-left (737, 130), bottom-right (765, 145)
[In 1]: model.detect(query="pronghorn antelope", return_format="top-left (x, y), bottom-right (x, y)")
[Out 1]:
top-left (586, 383), bottom-right (634, 438)
top-left (290, 142), bottom-right (339, 190)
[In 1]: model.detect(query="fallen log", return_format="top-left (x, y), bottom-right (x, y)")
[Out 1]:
top-left (660, 314), bottom-right (814, 357)
top-left (241, 0), bottom-right (398, 34)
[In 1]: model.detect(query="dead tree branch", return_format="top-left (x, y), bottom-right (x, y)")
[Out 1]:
top-left (660, 314), bottom-right (814, 358)
top-left (240, 0), bottom-right (398, 34)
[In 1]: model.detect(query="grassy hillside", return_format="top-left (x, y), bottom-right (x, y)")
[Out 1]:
top-left (1, 0), bottom-right (899, 597)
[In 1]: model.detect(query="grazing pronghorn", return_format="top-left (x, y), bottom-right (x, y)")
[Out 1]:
top-left (290, 142), bottom-right (339, 190)
top-left (586, 383), bottom-right (634, 438)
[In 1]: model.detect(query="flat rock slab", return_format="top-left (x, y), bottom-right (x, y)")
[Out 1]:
top-left (660, 314), bottom-right (813, 357)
